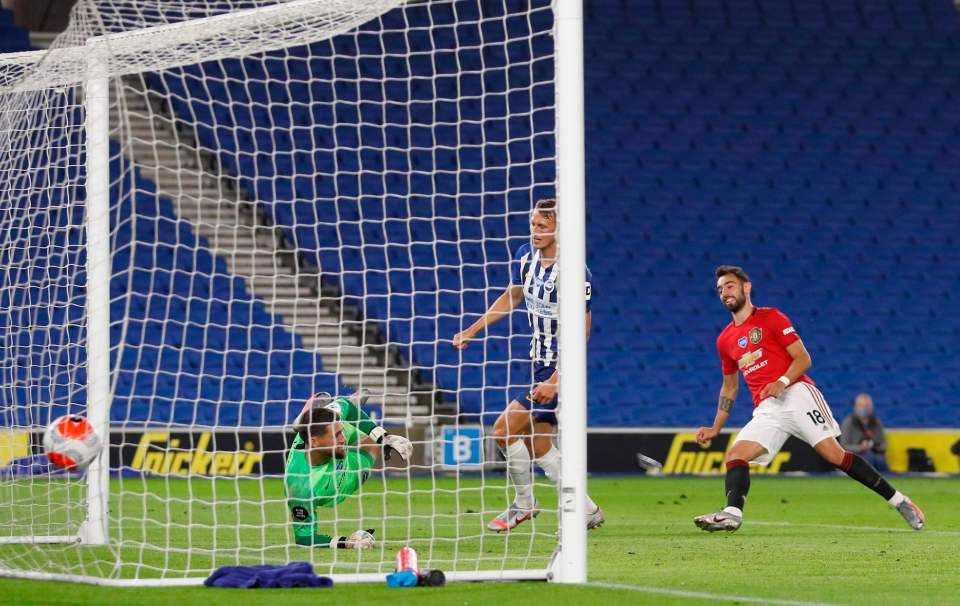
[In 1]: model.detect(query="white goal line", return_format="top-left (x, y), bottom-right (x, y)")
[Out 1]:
top-left (0, 567), bottom-right (550, 586)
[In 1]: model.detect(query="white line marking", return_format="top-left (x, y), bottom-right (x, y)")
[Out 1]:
top-left (590, 582), bottom-right (846, 606)
top-left (749, 520), bottom-right (960, 536)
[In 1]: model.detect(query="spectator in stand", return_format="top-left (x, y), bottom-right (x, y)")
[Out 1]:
top-left (840, 393), bottom-right (889, 472)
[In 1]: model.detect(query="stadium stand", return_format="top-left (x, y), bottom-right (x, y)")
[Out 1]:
top-left (4, 0), bottom-right (958, 428)
top-left (584, 0), bottom-right (960, 427)
top-left (0, 7), bottom-right (338, 427)
top-left (144, 0), bottom-right (555, 422)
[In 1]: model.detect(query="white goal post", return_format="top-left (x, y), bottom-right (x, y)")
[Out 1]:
top-left (0, 0), bottom-right (587, 585)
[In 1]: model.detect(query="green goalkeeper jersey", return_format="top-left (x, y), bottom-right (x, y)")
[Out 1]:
top-left (284, 397), bottom-right (378, 547)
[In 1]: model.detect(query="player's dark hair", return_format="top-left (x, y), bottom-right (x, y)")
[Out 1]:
top-left (532, 198), bottom-right (557, 222)
top-left (715, 265), bottom-right (750, 284)
top-left (294, 394), bottom-right (338, 444)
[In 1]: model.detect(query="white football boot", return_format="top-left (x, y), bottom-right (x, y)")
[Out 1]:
top-left (693, 510), bottom-right (742, 532)
top-left (895, 497), bottom-right (925, 530)
top-left (586, 506), bottom-right (605, 530)
top-left (487, 500), bottom-right (540, 532)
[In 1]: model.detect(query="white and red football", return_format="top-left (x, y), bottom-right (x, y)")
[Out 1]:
top-left (43, 414), bottom-right (102, 470)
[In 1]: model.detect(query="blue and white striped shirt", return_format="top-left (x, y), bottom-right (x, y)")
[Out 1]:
top-left (510, 243), bottom-right (593, 365)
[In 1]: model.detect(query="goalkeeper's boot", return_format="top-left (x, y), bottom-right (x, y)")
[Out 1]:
top-left (693, 510), bottom-right (742, 533)
top-left (895, 497), bottom-right (925, 530)
top-left (487, 500), bottom-right (540, 532)
top-left (586, 506), bottom-right (605, 530)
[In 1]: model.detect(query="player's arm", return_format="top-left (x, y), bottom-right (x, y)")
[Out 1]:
top-left (758, 339), bottom-right (812, 399)
top-left (338, 393), bottom-right (413, 461)
top-left (452, 284), bottom-right (524, 349)
top-left (696, 372), bottom-right (739, 446)
top-left (293, 521), bottom-right (374, 550)
top-left (531, 310), bottom-right (592, 403)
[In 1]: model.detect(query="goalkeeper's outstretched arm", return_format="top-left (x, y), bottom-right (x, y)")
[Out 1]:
top-left (292, 519), bottom-right (374, 550)
top-left (337, 391), bottom-right (413, 461)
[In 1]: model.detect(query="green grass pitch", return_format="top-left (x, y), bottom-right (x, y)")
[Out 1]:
top-left (2, 475), bottom-right (958, 605)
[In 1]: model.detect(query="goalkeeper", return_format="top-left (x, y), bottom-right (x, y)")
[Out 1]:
top-left (284, 390), bottom-right (412, 549)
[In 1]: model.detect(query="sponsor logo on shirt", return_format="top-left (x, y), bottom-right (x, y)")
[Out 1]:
top-left (737, 348), bottom-right (764, 372)
top-left (738, 336), bottom-right (748, 348)
top-left (783, 326), bottom-right (795, 336)
top-left (749, 327), bottom-right (763, 344)
top-left (524, 293), bottom-right (558, 319)
top-left (291, 505), bottom-right (309, 520)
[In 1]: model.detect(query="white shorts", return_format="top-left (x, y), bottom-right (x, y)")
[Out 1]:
top-left (734, 382), bottom-right (841, 465)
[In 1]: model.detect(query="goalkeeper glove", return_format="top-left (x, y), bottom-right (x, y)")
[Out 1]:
top-left (334, 529), bottom-right (375, 550)
top-left (369, 426), bottom-right (413, 461)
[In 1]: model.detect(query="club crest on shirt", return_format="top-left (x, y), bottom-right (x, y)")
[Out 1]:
top-left (737, 336), bottom-right (748, 348)
top-left (543, 279), bottom-right (555, 293)
top-left (749, 327), bottom-right (762, 344)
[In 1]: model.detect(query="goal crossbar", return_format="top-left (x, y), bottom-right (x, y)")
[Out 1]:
top-left (0, 0), bottom-right (405, 92)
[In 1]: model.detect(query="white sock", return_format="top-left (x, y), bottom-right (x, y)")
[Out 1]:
top-left (723, 506), bottom-right (743, 518)
top-left (536, 446), bottom-right (599, 512)
top-left (536, 446), bottom-right (562, 484)
top-left (502, 440), bottom-right (534, 509)
top-left (888, 491), bottom-right (906, 507)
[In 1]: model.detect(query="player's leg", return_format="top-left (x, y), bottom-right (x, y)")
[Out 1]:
top-left (695, 408), bottom-right (787, 532)
top-left (488, 401), bottom-right (539, 531)
top-left (813, 437), bottom-right (924, 529)
top-left (530, 420), bottom-right (605, 529)
top-left (792, 384), bottom-right (924, 530)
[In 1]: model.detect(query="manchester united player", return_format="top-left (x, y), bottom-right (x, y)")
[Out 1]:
top-left (693, 266), bottom-right (924, 532)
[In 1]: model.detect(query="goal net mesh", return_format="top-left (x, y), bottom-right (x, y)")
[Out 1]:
top-left (0, 0), bottom-right (561, 583)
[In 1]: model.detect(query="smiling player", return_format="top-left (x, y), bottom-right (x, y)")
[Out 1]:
top-left (694, 265), bottom-right (924, 532)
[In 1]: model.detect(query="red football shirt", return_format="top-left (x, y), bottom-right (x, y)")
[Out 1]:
top-left (716, 306), bottom-right (814, 406)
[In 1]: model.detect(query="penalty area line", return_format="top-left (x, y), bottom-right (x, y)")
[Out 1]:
top-left (589, 582), bottom-right (845, 606)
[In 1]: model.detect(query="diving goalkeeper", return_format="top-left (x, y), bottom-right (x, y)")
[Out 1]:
top-left (284, 390), bottom-right (413, 549)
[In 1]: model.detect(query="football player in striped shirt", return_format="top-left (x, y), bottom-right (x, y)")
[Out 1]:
top-left (452, 199), bottom-right (604, 532)
top-left (694, 265), bottom-right (924, 532)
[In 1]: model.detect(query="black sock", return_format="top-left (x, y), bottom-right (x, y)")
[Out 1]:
top-left (725, 459), bottom-right (750, 511)
top-left (838, 451), bottom-right (896, 501)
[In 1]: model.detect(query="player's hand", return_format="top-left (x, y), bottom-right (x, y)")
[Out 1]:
top-left (696, 426), bottom-right (719, 447)
top-left (339, 529), bottom-right (375, 550)
top-left (452, 330), bottom-right (474, 350)
top-left (381, 433), bottom-right (413, 461)
top-left (348, 388), bottom-right (371, 408)
top-left (530, 381), bottom-right (557, 404)
top-left (758, 380), bottom-right (787, 400)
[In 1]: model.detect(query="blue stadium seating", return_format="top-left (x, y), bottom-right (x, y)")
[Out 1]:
top-left (583, 0), bottom-right (960, 427)
top-left (0, 10), bottom-right (340, 427)
top-left (145, 0), bottom-right (557, 421)
top-left (6, 0), bottom-right (959, 428)
top-left (145, 0), bottom-right (960, 428)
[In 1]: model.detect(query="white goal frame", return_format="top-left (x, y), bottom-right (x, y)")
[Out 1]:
top-left (0, 0), bottom-right (588, 585)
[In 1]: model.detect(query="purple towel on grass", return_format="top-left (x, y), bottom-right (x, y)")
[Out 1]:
top-left (204, 561), bottom-right (333, 588)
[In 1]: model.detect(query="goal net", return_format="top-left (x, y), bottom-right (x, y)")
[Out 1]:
top-left (0, 0), bottom-right (587, 586)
